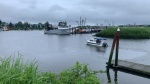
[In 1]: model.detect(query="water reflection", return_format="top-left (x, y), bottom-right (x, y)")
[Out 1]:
top-left (106, 68), bottom-right (111, 83)
top-left (86, 44), bottom-right (108, 53)
top-left (114, 69), bottom-right (118, 84)
top-left (107, 68), bottom-right (118, 84)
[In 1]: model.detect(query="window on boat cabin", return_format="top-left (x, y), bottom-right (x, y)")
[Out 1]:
top-left (96, 39), bottom-right (101, 43)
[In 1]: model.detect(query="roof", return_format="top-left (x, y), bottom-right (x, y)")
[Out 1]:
top-left (94, 37), bottom-right (106, 40)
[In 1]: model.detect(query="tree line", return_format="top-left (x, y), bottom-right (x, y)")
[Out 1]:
top-left (0, 20), bottom-right (50, 30)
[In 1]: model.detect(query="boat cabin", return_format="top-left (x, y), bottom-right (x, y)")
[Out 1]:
top-left (94, 38), bottom-right (106, 43)
top-left (58, 21), bottom-right (68, 28)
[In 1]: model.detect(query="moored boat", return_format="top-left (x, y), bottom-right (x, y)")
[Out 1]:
top-left (86, 37), bottom-right (108, 47)
top-left (3, 26), bottom-right (9, 31)
top-left (44, 21), bottom-right (71, 35)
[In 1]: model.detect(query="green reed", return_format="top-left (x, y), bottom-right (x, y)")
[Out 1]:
top-left (0, 56), bottom-right (101, 84)
top-left (95, 27), bottom-right (150, 39)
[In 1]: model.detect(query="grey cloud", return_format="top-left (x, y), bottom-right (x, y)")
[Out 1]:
top-left (1, 0), bottom-right (150, 25)
top-left (49, 5), bottom-right (66, 11)
top-left (79, 0), bottom-right (150, 24)
top-left (0, 3), bottom-right (17, 22)
top-left (17, 0), bottom-right (38, 4)
top-left (17, 0), bottom-right (38, 9)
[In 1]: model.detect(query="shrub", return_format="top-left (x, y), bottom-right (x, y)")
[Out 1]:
top-left (59, 62), bottom-right (100, 84)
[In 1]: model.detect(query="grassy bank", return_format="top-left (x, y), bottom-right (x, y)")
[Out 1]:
top-left (0, 56), bottom-right (103, 84)
top-left (95, 27), bottom-right (150, 39)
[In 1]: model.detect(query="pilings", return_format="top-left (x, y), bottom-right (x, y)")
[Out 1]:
top-left (107, 28), bottom-right (120, 68)
top-left (107, 28), bottom-right (150, 78)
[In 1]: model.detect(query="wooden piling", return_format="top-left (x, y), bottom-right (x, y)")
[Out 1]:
top-left (107, 28), bottom-right (120, 68)
top-left (115, 29), bottom-right (120, 67)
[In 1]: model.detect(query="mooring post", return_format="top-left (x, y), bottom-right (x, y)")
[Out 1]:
top-left (107, 28), bottom-right (120, 68)
top-left (107, 31), bottom-right (117, 67)
top-left (115, 28), bottom-right (120, 67)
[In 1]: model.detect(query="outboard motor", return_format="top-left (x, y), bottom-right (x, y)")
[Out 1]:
top-left (103, 42), bottom-right (108, 47)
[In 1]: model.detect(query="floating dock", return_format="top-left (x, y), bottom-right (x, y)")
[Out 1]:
top-left (110, 60), bottom-right (150, 76)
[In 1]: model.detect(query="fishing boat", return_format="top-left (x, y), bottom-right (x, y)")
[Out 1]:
top-left (86, 37), bottom-right (108, 47)
top-left (44, 21), bottom-right (71, 35)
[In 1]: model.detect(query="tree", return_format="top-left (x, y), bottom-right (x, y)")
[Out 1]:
top-left (2, 22), bottom-right (6, 27)
top-left (24, 22), bottom-right (29, 30)
top-left (17, 21), bottom-right (23, 29)
top-left (9, 22), bottom-right (13, 28)
top-left (44, 21), bottom-right (49, 30)
top-left (38, 23), bottom-right (43, 29)
top-left (0, 20), bottom-right (2, 24)
top-left (0, 20), bottom-right (2, 28)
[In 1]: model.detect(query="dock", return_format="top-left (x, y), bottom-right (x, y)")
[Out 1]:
top-left (71, 28), bottom-right (101, 34)
top-left (107, 28), bottom-right (150, 79)
top-left (106, 28), bottom-right (150, 78)
top-left (110, 60), bottom-right (150, 76)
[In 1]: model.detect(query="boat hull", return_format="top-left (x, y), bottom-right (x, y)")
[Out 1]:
top-left (44, 29), bottom-right (71, 35)
top-left (86, 39), bottom-right (108, 47)
top-left (86, 41), bottom-right (103, 47)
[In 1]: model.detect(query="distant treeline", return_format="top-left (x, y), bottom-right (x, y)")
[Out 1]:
top-left (0, 20), bottom-right (50, 30)
top-left (95, 27), bottom-right (150, 39)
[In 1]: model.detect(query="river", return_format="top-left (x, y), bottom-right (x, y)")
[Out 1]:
top-left (0, 30), bottom-right (150, 84)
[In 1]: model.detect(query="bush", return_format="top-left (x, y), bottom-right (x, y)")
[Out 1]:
top-left (59, 62), bottom-right (100, 84)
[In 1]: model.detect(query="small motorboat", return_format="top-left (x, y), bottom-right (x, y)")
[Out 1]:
top-left (86, 37), bottom-right (108, 47)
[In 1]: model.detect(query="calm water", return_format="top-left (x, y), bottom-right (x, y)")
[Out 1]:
top-left (0, 30), bottom-right (150, 84)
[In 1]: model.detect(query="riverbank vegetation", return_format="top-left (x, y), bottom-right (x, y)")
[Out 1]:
top-left (95, 27), bottom-right (150, 39)
top-left (0, 56), bottom-right (103, 84)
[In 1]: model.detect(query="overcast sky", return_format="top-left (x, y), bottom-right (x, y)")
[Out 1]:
top-left (0, 0), bottom-right (150, 26)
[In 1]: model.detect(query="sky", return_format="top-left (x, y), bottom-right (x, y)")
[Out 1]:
top-left (0, 0), bottom-right (150, 26)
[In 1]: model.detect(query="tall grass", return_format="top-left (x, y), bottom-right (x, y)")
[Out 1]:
top-left (0, 56), bottom-right (41, 84)
top-left (95, 27), bottom-right (150, 39)
top-left (0, 56), bottom-right (101, 84)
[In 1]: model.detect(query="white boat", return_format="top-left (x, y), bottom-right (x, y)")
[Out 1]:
top-left (44, 21), bottom-right (71, 35)
top-left (3, 26), bottom-right (9, 31)
top-left (86, 37), bottom-right (108, 47)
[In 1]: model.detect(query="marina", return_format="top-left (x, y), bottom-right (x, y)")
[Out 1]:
top-left (1, 0), bottom-right (150, 83)
top-left (0, 30), bottom-right (150, 84)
